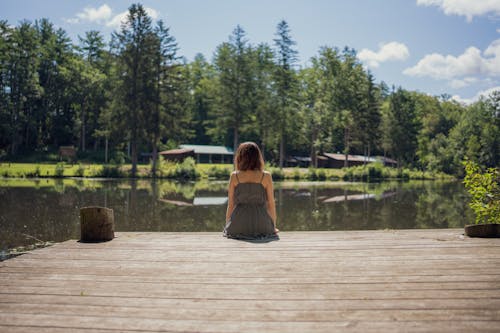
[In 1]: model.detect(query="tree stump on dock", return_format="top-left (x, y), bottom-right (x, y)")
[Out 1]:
top-left (80, 207), bottom-right (114, 242)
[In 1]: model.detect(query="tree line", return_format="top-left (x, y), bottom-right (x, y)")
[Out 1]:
top-left (0, 3), bottom-right (498, 176)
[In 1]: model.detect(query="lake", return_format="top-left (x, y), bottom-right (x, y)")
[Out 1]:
top-left (0, 178), bottom-right (473, 257)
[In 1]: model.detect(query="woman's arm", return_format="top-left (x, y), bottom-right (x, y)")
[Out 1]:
top-left (225, 173), bottom-right (236, 223)
top-left (264, 172), bottom-right (277, 227)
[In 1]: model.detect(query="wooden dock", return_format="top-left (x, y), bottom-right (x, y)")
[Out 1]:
top-left (0, 229), bottom-right (499, 332)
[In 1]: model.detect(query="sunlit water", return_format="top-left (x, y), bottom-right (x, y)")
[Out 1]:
top-left (0, 178), bottom-right (473, 254)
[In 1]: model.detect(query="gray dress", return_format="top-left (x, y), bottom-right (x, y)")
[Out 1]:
top-left (223, 172), bottom-right (277, 240)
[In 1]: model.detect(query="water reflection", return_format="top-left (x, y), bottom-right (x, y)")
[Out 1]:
top-left (0, 179), bottom-right (473, 254)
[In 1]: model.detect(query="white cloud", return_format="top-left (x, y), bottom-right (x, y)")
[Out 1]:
top-left (106, 11), bottom-right (128, 28)
top-left (66, 4), bottom-right (112, 24)
top-left (66, 4), bottom-right (159, 28)
top-left (417, 0), bottom-right (500, 22)
top-left (449, 77), bottom-right (478, 88)
top-left (452, 86), bottom-right (500, 104)
top-left (404, 39), bottom-right (500, 87)
top-left (404, 47), bottom-right (485, 79)
top-left (497, 28), bottom-right (500, 33)
top-left (358, 42), bottom-right (410, 68)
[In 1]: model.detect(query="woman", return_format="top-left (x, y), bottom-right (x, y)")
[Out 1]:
top-left (223, 142), bottom-right (279, 239)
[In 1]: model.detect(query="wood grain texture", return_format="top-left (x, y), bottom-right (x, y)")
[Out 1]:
top-left (1, 229), bottom-right (499, 332)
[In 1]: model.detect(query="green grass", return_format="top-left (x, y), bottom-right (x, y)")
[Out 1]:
top-left (0, 161), bottom-right (452, 181)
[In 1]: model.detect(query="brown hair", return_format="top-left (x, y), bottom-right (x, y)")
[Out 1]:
top-left (234, 142), bottom-right (265, 171)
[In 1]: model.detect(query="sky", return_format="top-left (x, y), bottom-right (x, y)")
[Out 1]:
top-left (2, 0), bottom-right (500, 103)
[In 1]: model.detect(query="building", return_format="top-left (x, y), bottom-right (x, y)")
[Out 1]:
top-left (179, 144), bottom-right (234, 164)
top-left (286, 156), bottom-right (312, 167)
top-left (318, 153), bottom-right (377, 168)
top-left (316, 153), bottom-right (397, 168)
top-left (159, 148), bottom-right (195, 162)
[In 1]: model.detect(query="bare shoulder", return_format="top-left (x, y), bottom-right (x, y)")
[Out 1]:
top-left (262, 170), bottom-right (273, 183)
top-left (229, 171), bottom-right (238, 183)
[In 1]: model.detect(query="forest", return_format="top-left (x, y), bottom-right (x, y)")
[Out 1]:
top-left (0, 3), bottom-right (499, 177)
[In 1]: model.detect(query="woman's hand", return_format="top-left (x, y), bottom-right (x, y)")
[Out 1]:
top-left (274, 227), bottom-right (280, 234)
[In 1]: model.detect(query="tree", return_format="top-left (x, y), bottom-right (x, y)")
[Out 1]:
top-left (384, 88), bottom-right (419, 166)
top-left (299, 50), bottom-right (336, 167)
top-left (0, 21), bottom-right (13, 152)
top-left (145, 20), bottom-right (187, 176)
top-left (188, 53), bottom-right (216, 145)
top-left (7, 21), bottom-right (41, 154)
top-left (77, 30), bottom-right (107, 152)
top-left (112, 3), bottom-right (156, 176)
top-left (210, 25), bottom-right (253, 151)
top-left (273, 20), bottom-right (299, 168)
top-left (248, 43), bottom-right (277, 159)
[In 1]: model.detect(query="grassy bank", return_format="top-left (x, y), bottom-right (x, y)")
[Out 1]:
top-left (0, 159), bottom-right (453, 181)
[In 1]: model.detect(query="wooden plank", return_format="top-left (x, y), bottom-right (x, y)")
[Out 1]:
top-left (2, 294), bottom-right (500, 311)
top-left (0, 314), bottom-right (499, 333)
top-left (2, 271), bottom-right (499, 284)
top-left (1, 303), bottom-right (499, 322)
top-left (1, 230), bottom-right (499, 332)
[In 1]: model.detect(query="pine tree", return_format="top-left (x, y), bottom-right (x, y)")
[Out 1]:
top-left (112, 3), bottom-right (155, 176)
top-left (210, 25), bottom-right (253, 151)
top-left (273, 20), bottom-right (298, 168)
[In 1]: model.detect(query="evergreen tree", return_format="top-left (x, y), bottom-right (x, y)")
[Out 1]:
top-left (210, 25), bottom-right (253, 151)
top-left (273, 20), bottom-right (298, 167)
top-left (250, 43), bottom-right (278, 159)
top-left (145, 20), bottom-right (187, 176)
top-left (7, 21), bottom-right (41, 154)
top-left (112, 3), bottom-right (156, 176)
top-left (77, 30), bottom-right (107, 152)
top-left (189, 53), bottom-right (216, 145)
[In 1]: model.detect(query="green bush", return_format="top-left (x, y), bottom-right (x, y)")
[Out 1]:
top-left (306, 168), bottom-right (318, 180)
top-left (463, 160), bottom-right (500, 225)
top-left (269, 167), bottom-right (284, 180)
top-left (110, 151), bottom-right (127, 165)
top-left (75, 164), bottom-right (85, 177)
top-left (173, 157), bottom-right (199, 180)
top-left (26, 165), bottom-right (41, 177)
top-left (97, 165), bottom-right (125, 178)
top-left (367, 163), bottom-right (383, 179)
top-left (206, 165), bottom-right (231, 179)
top-left (54, 163), bottom-right (65, 177)
top-left (316, 169), bottom-right (327, 180)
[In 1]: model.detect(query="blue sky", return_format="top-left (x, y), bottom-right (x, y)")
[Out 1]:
top-left (2, 0), bottom-right (500, 103)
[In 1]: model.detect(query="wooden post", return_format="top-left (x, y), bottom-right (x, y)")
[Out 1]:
top-left (80, 206), bottom-right (114, 242)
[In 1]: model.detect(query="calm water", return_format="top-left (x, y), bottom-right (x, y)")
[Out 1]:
top-left (0, 178), bottom-right (473, 254)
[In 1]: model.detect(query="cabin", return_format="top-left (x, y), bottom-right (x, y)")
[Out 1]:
top-left (315, 153), bottom-right (398, 168)
top-left (177, 144), bottom-right (234, 164)
top-left (159, 148), bottom-right (195, 162)
top-left (59, 146), bottom-right (76, 162)
top-left (317, 153), bottom-right (377, 168)
top-left (286, 156), bottom-right (312, 167)
top-left (376, 156), bottom-right (398, 168)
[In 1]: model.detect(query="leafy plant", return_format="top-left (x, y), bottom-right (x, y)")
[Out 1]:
top-left (54, 163), bottom-right (65, 177)
top-left (173, 157), bottom-right (200, 180)
top-left (463, 160), bottom-right (500, 225)
top-left (75, 164), bottom-right (85, 177)
top-left (97, 165), bottom-right (125, 178)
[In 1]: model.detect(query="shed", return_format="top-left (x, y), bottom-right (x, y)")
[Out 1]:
top-left (159, 148), bottom-right (195, 162)
top-left (286, 156), bottom-right (312, 167)
top-left (376, 156), bottom-right (398, 168)
top-left (179, 144), bottom-right (234, 164)
top-left (318, 153), bottom-right (377, 168)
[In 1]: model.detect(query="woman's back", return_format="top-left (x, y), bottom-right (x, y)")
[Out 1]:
top-left (224, 142), bottom-right (278, 239)
top-left (223, 170), bottom-right (276, 239)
